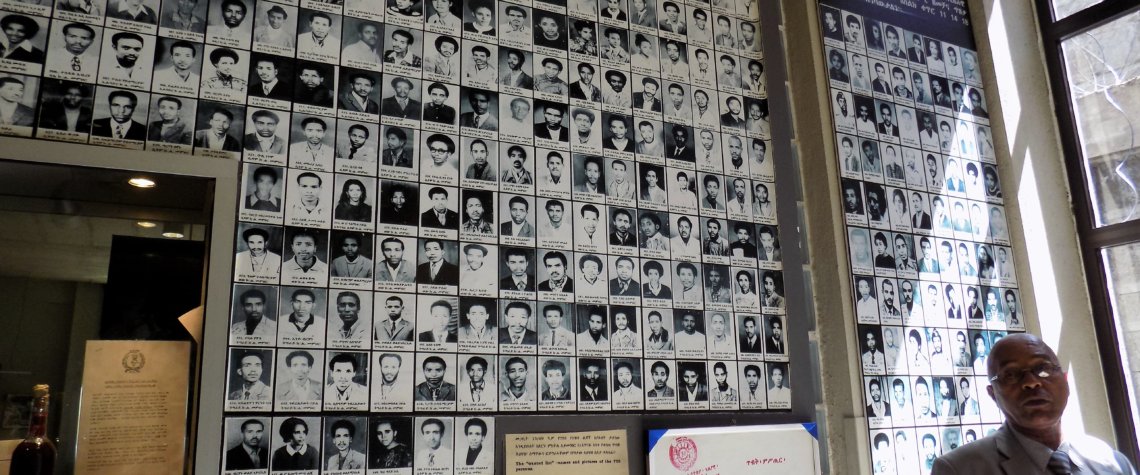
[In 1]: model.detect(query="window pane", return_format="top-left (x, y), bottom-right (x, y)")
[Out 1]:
top-left (1052, 0), bottom-right (1105, 20)
top-left (1102, 243), bottom-right (1140, 452)
top-left (1062, 11), bottom-right (1140, 226)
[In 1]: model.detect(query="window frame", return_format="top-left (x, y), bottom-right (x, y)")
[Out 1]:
top-left (1035, 0), bottom-right (1140, 463)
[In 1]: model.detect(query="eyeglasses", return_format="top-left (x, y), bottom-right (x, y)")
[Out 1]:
top-left (429, 147), bottom-right (449, 154)
top-left (989, 363), bottom-right (1062, 386)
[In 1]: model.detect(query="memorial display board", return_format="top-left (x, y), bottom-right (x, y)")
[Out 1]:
top-left (0, 0), bottom-right (803, 469)
top-left (815, 1), bottom-right (1026, 473)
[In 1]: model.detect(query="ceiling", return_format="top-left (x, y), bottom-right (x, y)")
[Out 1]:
top-left (0, 161), bottom-right (214, 283)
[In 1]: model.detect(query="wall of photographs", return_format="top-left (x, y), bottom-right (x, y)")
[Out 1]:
top-left (0, 0), bottom-right (789, 471)
top-left (817, 1), bottom-right (1027, 474)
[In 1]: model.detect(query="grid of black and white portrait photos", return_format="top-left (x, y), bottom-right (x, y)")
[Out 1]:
top-left (0, 0), bottom-right (787, 471)
top-left (818, 2), bottom-right (1024, 474)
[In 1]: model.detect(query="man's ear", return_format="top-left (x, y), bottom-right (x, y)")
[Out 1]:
top-left (986, 384), bottom-right (995, 401)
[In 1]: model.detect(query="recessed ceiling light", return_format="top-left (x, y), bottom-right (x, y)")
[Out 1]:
top-left (161, 223), bottom-right (185, 239)
top-left (128, 177), bottom-right (156, 188)
top-left (136, 221), bottom-right (157, 228)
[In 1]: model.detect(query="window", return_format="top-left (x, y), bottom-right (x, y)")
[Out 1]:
top-left (1038, 0), bottom-right (1140, 462)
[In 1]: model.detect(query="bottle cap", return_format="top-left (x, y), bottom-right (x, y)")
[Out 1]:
top-left (32, 384), bottom-right (50, 397)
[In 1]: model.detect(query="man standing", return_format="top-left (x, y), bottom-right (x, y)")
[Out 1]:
top-left (933, 334), bottom-right (1136, 474)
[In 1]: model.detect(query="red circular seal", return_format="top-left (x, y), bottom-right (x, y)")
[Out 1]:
top-left (669, 436), bottom-right (699, 471)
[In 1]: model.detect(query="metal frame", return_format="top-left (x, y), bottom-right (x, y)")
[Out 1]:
top-left (1033, 0), bottom-right (1140, 463)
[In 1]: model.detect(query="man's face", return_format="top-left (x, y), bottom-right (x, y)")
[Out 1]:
top-left (960, 380), bottom-right (972, 399)
top-left (574, 114), bottom-right (592, 133)
top-left (357, 24), bottom-right (379, 46)
top-left (421, 423), bottom-right (442, 449)
top-left (109, 96), bottom-right (136, 123)
top-left (394, 82), bottom-right (411, 98)
top-left (505, 308), bottom-right (528, 332)
top-left (677, 219), bottom-right (691, 239)
top-left (682, 314), bottom-right (695, 332)
top-left (291, 236), bottom-right (315, 261)
top-left (300, 69), bottom-right (323, 88)
top-left (616, 259), bottom-right (632, 280)
top-left (209, 112), bottom-right (231, 133)
top-left (156, 100), bottom-right (180, 121)
top-left (471, 50), bottom-right (488, 67)
top-left (430, 192), bottom-right (447, 213)
top-left (706, 221), bottom-right (720, 239)
top-left (865, 332), bottom-right (877, 351)
top-left (242, 296), bottom-right (265, 320)
top-left (893, 383), bottom-right (906, 405)
top-left (297, 176), bottom-right (321, 203)
top-left (881, 284), bottom-right (895, 307)
top-left (652, 366), bottom-right (668, 388)
top-left (439, 42), bottom-right (456, 57)
top-left (544, 256), bottom-right (565, 281)
top-left (507, 361), bottom-right (527, 388)
top-left (612, 212), bottom-right (631, 234)
top-left (616, 367), bottom-right (633, 387)
top-left (584, 162), bottom-right (601, 185)
top-left (466, 305), bottom-right (489, 329)
top-left (915, 383), bottom-right (930, 412)
top-left (291, 295), bottom-right (314, 316)
top-left (543, 62), bottom-right (560, 79)
top-left (772, 322), bottom-right (782, 339)
top-left (546, 204), bottom-right (563, 225)
top-left (380, 356), bottom-right (400, 383)
top-left (870, 383), bottom-right (881, 401)
top-left (255, 61), bottom-right (278, 82)
top-left (544, 108), bottom-right (563, 127)
top-left (639, 217), bottom-right (656, 238)
top-left (333, 428), bottom-right (352, 451)
top-left (508, 8), bottom-right (525, 27)
top-left (711, 315), bottom-right (725, 336)
top-left (581, 260), bottom-right (599, 279)
top-left (242, 423), bottom-right (264, 447)
top-left (424, 242), bottom-right (443, 263)
top-left (608, 119), bottom-right (627, 139)
top-left (507, 254), bottom-right (527, 276)
top-left (62, 87), bottom-right (83, 108)
top-left (238, 355), bottom-right (262, 382)
top-left (423, 361), bottom-right (445, 384)
top-left (470, 143), bottom-right (487, 165)
top-left (465, 427), bottom-right (485, 450)
top-left (584, 365), bottom-right (601, 384)
top-left (223, 4), bottom-right (246, 27)
top-left (252, 114), bottom-right (279, 137)
top-left (588, 314), bottom-right (605, 335)
top-left (267, 11), bottom-right (285, 28)
top-left (381, 241), bottom-right (404, 265)
top-left (727, 100), bottom-right (741, 115)
top-left (63, 27), bottom-right (95, 55)
top-left (678, 268), bottom-right (694, 287)
top-left (544, 369), bottom-right (564, 391)
top-left (543, 309), bottom-right (563, 329)
top-left (683, 370), bottom-right (698, 387)
top-left (350, 77), bottom-right (374, 97)
top-left (614, 313), bottom-right (629, 330)
top-left (337, 295), bottom-right (359, 326)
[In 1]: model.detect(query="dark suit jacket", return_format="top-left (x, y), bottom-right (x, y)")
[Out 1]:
top-left (720, 113), bottom-right (745, 128)
top-left (380, 96), bottom-right (422, 120)
top-left (421, 209), bottom-right (460, 229)
top-left (417, 330), bottom-right (458, 343)
top-left (872, 79), bottom-right (892, 94)
top-left (666, 144), bottom-right (694, 161)
top-left (739, 335), bottom-right (762, 353)
top-left (766, 336), bottom-right (784, 354)
top-left (498, 328), bottom-right (537, 344)
top-left (382, 204), bottom-right (417, 226)
top-left (500, 276), bottom-right (535, 292)
top-left (604, 137), bottom-right (636, 152)
top-left (580, 383), bottom-right (608, 401)
top-left (294, 85), bottom-right (333, 108)
top-left (932, 423), bottom-right (1137, 475)
top-left (609, 278), bottom-right (640, 296)
top-left (38, 103), bottom-right (93, 133)
top-left (632, 95), bottom-right (662, 112)
top-left (500, 221), bottom-right (534, 237)
top-left (601, 9), bottom-right (626, 20)
top-left (225, 445), bottom-right (269, 469)
top-left (339, 92), bottom-right (380, 113)
top-left (912, 211), bottom-right (932, 229)
top-left (534, 124), bottom-right (569, 141)
top-left (416, 260), bottom-right (459, 285)
top-left (458, 112), bottom-right (498, 130)
top-left (91, 118), bottom-right (146, 140)
top-left (193, 130), bottom-right (242, 151)
top-left (250, 78), bottom-right (294, 101)
top-left (878, 123), bottom-right (899, 136)
top-left (501, 71), bottom-right (534, 89)
top-left (423, 103), bottom-right (456, 123)
top-left (568, 81), bottom-right (601, 101)
top-left (538, 278), bottom-right (573, 292)
top-left (907, 47), bottom-right (925, 64)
